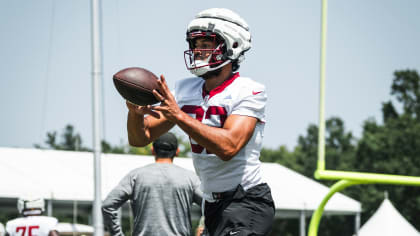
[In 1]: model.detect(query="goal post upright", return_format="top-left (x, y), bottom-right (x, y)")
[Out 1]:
top-left (317, 0), bottom-right (328, 173)
top-left (309, 0), bottom-right (420, 235)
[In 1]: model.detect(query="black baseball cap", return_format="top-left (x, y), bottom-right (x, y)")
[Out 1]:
top-left (152, 132), bottom-right (178, 158)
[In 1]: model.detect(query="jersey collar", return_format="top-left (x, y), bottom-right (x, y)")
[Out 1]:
top-left (202, 72), bottom-right (240, 99)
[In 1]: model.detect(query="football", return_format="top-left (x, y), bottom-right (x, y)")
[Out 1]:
top-left (113, 67), bottom-right (160, 106)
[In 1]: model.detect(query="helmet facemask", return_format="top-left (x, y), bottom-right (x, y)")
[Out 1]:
top-left (184, 31), bottom-right (230, 76)
top-left (185, 8), bottom-right (252, 76)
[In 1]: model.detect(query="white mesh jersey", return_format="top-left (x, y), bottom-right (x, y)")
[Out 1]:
top-left (6, 216), bottom-right (58, 236)
top-left (174, 72), bottom-right (267, 200)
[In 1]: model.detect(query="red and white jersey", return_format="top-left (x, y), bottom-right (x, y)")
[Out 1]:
top-left (5, 216), bottom-right (58, 236)
top-left (174, 72), bottom-right (267, 200)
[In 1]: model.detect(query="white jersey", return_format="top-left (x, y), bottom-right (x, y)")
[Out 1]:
top-left (0, 222), bottom-right (5, 236)
top-left (6, 216), bottom-right (58, 236)
top-left (174, 72), bottom-right (267, 200)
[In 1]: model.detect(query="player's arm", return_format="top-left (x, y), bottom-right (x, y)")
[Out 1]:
top-left (152, 76), bottom-right (257, 161)
top-left (127, 101), bottom-right (175, 147)
top-left (102, 174), bottom-right (134, 236)
top-left (177, 113), bottom-right (257, 161)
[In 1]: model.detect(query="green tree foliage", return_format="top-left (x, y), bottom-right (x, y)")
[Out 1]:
top-left (261, 117), bottom-right (356, 179)
top-left (260, 117), bottom-right (356, 236)
top-left (345, 70), bottom-right (420, 230)
top-left (35, 124), bottom-right (152, 155)
top-left (262, 70), bottom-right (420, 235)
top-left (261, 117), bottom-right (357, 236)
top-left (34, 124), bottom-right (90, 151)
top-left (391, 70), bottom-right (420, 119)
top-left (35, 125), bottom-right (191, 157)
top-left (260, 145), bottom-right (302, 172)
top-left (101, 140), bottom-right (126, 154)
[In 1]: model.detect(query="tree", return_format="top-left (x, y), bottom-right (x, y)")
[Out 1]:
top-left (390, 70), bottom-right (420, 119)
top-left (260, 145), bottom-right (302, 172)
top-left (291, 117), bottom-right (356, 179)
top-left (35, 124), bottom-right (192, 157)
top-left (35, 124), bottom-right (90, 151)
top-left (35, 124), bottom-right (152, 155)
top-left (101, 140), bottom-right (126, 154)
top-left (260, 117), bottom-right (357, 236)
top-left (347, 70), bottom-right (420, 230)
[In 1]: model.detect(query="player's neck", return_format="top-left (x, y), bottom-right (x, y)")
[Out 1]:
top-left (155, 158), bottom-right (173, 163)
top-left (203, 65), bottom-right (233, 92)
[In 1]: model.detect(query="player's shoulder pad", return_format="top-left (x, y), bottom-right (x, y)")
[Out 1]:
top-left (232, 76), bottom-right (266, 97)
top-left (5, 217), bottom-right (21, 226)
top-left (39, 216), bottom-right (58, 223)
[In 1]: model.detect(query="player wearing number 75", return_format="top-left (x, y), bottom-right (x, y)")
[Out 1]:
top-left (5, 197), bottom-right (59, 236)
top-left (127, 8), bottom-right (275, 236)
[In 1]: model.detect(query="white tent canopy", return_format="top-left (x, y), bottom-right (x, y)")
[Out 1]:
top-left (0, 147), bottom-right (360, 218)
top-left (358, 198), bottom-right (420, 236)
top-left (55, 223), bottom-right (94, 235)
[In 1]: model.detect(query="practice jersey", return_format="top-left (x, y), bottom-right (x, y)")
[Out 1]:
top-left (6, 216), bottom-right (58, 236)
top-left (174, 72), bottom-right (267, 200)
top-left (0, 222), bottom-right (5, 236)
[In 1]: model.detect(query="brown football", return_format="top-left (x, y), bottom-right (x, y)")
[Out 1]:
top-left (113, 67), bottom-right (160, 106)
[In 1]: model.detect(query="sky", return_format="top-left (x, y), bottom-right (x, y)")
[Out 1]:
top-left (1, 0), bottom-right (419, 150)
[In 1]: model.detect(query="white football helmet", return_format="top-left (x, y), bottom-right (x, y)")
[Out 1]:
top-left (184, 8), bottom-right (252, 76)
top-left (17, 197), bottom-right (45, 215)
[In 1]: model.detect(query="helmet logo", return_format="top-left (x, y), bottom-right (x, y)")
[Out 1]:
top-left (208, 23), bottom-right (215, 31)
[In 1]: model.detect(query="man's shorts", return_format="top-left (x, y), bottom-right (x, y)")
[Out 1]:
top-left (204, 183), bottom-right (275, 236)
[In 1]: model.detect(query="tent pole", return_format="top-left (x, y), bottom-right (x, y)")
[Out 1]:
top-left (73, 200), bottom-right (78, 225)
top-left (47, 199), bottom-right (52, 216)
top-left (90, 0), bottom-right (104, 235)
top-left (354, 212), bottom-right (360, 236)
top-left (300, 210), bottom-right (306, 236)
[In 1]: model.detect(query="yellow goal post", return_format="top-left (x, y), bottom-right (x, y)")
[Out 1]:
top-left (308, 1), bottom-right (420, 235)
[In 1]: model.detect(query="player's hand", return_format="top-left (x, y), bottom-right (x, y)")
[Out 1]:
top-left (126, 101), bottom-right (160, 119)
top-left (151, 75), bottom-right (182, 123)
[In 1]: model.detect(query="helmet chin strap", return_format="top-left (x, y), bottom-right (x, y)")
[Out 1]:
top-left (191, 59), bottom-right (231, 76)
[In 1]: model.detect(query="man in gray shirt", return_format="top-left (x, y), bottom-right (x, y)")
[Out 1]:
top-left (102, 132), bottom-right (203, 236)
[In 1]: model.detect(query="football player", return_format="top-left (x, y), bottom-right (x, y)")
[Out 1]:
top-left (127, 8), bottom-right (275, 236)
top-left (5, 197), bottom-right (59, 236)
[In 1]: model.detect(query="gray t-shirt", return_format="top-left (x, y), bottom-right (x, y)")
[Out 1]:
top-left (102, 163), bottom-right (202, 236)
